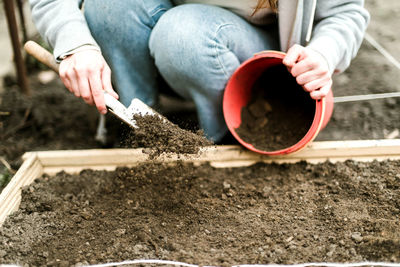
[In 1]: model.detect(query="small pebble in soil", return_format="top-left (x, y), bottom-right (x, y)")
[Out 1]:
top-left (223, 181), bottom-right (231, 190)
top-left (351, 232), bottom-right (363, 242)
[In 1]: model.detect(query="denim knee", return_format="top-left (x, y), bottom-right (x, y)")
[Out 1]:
top-left (149, 4), bottom-right (241, 95)
top-left (84, 0), bottom-right (173, 40)
top-left (84, 0), bottom-right (173, 107)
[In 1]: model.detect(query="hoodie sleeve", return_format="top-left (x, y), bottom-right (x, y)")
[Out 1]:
top-left (29, 0), bottom-right (100, 62)
top-left (307, 0), bottom-right (370, 74)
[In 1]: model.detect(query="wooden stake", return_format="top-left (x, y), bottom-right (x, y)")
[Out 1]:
top-left (3, 0), bottom-right (30, 95)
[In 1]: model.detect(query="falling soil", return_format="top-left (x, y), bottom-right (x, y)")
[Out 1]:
top-left (0, 159), bottom-right (399, 265)
top-left (235, 65), bottom-right (315, 151)
top-left (122, 114), bottom-right (212, 158)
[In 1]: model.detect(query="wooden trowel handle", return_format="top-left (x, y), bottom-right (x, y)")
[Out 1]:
top-left (24, 40), bottom-right (60, 73)
top-left (24, 41), bottom-right (140, 128)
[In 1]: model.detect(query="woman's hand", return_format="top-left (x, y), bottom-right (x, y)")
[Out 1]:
top-left (283, 44), bottom-right (332, 100)
top-left (59, 50), bottom-right (119, 114)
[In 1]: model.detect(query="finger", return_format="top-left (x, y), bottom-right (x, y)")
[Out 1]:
top-left (101, 65), bottom-right (119, 99)
top-left (60, 74), bottom-right (72, 93)
top-left (68, 71), bottom-right (81, 98)
top-left (60, 60), bottom-right (82, 97)
top-left (291, 58), bottom-right (318, 77)
top-left (76, 72), bottom-right (94, 105)
top-left (303, 76), bottom-right (331, 93)
top-left (310, 82), bottom-right (332, 99)
top-left (283, 44), bottom-right (305, 68)
top-left (59, 63), bottom-right (73, 93)
top-left (296, 68), bottom-right (326, 86)
top-left (88, 70), bottom-right (107, 114)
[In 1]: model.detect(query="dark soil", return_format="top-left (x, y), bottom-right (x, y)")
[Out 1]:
top-left (0, 160), bottom-right (399, 265)
top-left (123, 114), bottom-right (212, 158)
top-left (235, 65), bottom-right (315, 151)
top-left (0, 78), bottom-right (103, 170)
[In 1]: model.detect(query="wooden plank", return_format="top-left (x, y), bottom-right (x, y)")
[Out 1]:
top-left (0, 153), bottom-right (43, 225)
top-left (43, 165), bottom-right (129, 175)
top-left (37, 148), bottom-right (148, 168)
top-left (34, 139), bottom-right (400, 174)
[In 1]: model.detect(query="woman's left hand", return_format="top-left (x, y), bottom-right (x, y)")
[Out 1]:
top-left (283, 44), bottom-right (332, 100)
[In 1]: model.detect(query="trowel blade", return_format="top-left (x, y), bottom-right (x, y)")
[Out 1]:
top-left (126, 98), bottom-right (157, 117)
top-left (122, 98), bottom-right (167, 128)
top-left (107, 108), bottom-right (138, 129)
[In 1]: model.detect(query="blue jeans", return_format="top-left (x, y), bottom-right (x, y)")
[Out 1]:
top-left (84, 0), bottom-right (279, 141)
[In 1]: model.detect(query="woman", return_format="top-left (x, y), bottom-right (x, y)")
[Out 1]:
top-left (29, 0), bottom-right (370, 141)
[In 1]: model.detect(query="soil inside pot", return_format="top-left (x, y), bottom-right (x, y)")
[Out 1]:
top-left (235, 64), bottom-right (315, 152)
top-left (0, 159), bottom-right (399, 266)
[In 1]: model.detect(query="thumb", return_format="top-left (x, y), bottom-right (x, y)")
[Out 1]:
top-left (283, 44), bottom-right (306, 68)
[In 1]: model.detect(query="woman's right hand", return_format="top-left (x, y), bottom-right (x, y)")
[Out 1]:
top-left (59, 50), bottom-right (119, 114)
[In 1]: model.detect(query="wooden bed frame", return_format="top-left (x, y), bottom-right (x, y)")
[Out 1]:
top-left (1, 139), bottom-right (400, 225)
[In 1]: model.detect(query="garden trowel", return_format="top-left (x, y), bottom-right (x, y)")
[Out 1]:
top-left (24, 40), bottom-right (162, 129)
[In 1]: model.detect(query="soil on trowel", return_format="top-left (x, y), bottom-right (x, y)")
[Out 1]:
top-left (0, 159), bottom-right (399, 266)
top-left (235, 64), bottom-right (315, 151)
top-left (122, 114), bottom-right (212, 158)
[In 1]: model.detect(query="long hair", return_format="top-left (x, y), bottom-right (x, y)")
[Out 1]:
top-left (255, 0), bottom-right (278, 13)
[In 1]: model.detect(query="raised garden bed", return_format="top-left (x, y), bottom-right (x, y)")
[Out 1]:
top-left (0, 140), bottom-right (399, 265)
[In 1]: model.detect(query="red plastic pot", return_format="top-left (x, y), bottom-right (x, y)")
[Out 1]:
top-left (223, 50), bottom-right (334, 155)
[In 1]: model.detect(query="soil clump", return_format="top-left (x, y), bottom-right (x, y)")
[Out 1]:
top-left (0, 159), bottom-right (399, 265)
top-left (122, 114), bottom-right (212, 158)
top-left (235, 65), bottom-right (315, 151)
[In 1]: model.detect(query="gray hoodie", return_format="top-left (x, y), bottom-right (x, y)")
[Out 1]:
top-left (29, 0), bottom-right (369, 74)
